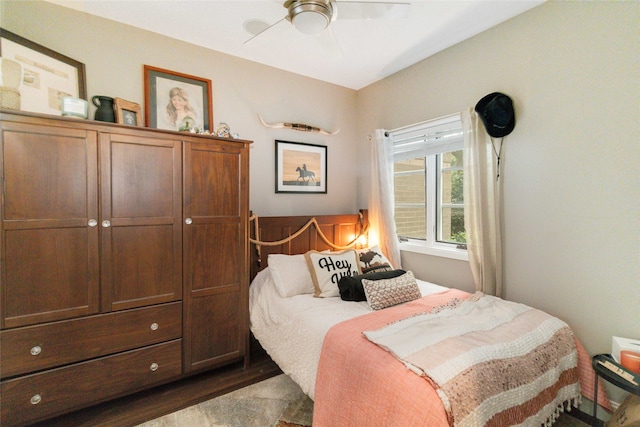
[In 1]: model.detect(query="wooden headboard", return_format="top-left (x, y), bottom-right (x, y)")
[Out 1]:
top-left (249, 209), bottom-right (368, 280)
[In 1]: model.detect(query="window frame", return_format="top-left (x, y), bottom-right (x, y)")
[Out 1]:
top-left (398, 154), bottom-right (468, 261)
top-left (436, 151), bottom-right (465, 246)
top-left (389, 114), bottom-right (468, 261)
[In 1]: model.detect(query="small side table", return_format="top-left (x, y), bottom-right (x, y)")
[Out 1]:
top-left (592, 353), bottom-right (640, 426)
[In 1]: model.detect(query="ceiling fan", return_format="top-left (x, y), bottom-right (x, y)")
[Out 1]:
top-left (244, 1), bottom-right (410, 56)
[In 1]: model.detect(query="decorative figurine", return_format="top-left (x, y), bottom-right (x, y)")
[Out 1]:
top-left (216, 122), bottom-right (231, 138)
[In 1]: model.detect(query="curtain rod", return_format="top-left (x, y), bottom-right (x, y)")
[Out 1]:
top-left (384, 112), bottom-right (461, 137)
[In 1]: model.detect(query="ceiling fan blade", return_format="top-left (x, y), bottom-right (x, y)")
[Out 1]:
top-left (315, 26), bottom-right (343, 59)
top-left (334, 1), bottom-right (410, 20)
top-left (243, 16), bottom-right (288, 44)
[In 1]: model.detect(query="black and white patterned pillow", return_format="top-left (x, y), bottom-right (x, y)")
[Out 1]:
top-left (362, 271), bottom-right (421, 310)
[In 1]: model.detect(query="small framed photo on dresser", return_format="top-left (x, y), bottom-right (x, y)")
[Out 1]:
top-left (114, 97), bottom-right (142, 126)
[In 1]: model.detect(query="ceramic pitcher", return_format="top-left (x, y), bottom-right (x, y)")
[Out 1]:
top-left (92, 95), bottom-right (115, 122)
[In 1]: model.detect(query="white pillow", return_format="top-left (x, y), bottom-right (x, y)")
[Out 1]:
top-left (268, 254), bottom-right (315, 298)
top-left (357, 245), bottom-right (394, 272)
top-left (305, 249), bottom-right (361, 298)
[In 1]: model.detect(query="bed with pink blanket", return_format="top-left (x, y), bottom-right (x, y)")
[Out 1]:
top-left (248, 211), bottom-right (609, 426)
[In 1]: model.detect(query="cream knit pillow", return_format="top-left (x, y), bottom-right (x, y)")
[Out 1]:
top-left (362, 271), bottom-right (421, 310)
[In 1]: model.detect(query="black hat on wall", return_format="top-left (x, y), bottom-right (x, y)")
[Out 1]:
top-left (474, 92), bottom-right (515, 138)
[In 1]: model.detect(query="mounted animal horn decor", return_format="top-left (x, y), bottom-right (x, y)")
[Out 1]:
top-left (258, 114), bottom-right (340, 135)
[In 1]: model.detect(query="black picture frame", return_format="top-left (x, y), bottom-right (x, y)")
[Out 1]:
top-left (144, 65), bottom-right (213, 132)
top-left (275, 140), bottom-right (327, 194)
top-left (0, 28), bottom-right (87, 115)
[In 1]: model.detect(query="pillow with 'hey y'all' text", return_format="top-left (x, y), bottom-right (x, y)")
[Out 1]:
top-left (305, 250), bottom-right (361, 298)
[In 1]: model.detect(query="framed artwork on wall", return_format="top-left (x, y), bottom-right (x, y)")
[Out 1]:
top-left (0, 28), bottom-right (87, 115)
top-left (143, 65), bottom-right (213, 132)
top-left (275, 140), bottom-right (327, 194)
top-left (114, 97), bottom-right (142, 126)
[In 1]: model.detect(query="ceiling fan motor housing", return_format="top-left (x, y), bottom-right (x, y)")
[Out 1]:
top-left (284, 0), bottom-right (334, 35)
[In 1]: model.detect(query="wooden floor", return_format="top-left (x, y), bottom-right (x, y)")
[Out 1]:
top-left (30, 344), bottom-right (281, 427)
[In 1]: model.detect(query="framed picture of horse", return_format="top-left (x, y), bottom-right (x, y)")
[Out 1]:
top-left (275, 140), bottom-right (327, 194)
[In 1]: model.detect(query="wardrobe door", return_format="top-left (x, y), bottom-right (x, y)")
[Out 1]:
top-left (1, 122), bottom-right (99, 328)
top-left (100, 132), bottom-right (183, 312)
top-left (183, 140), bottom-right (249, 372)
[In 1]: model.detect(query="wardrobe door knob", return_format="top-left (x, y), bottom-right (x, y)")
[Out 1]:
top-left (88, 219), bottom-right (98, 227)
top-left (102, 220), bottom-right (111, 228)
top-left (185, 218), bottom-right (192, 225)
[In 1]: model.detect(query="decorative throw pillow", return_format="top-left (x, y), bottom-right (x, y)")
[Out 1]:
top-left (357, 245), bottom-right (394, 273)
top-left (338, 269), bottom-right (407, 302)
top-left (362, 271), bottom-right (421, 310)
top-left (268, 254), bottom-right (315, 298)
top-left (305, 249), bottom-right (361, 298)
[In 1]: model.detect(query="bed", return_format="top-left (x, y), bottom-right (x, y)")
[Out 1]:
top-left (248, 210), bottom-right (610, 426)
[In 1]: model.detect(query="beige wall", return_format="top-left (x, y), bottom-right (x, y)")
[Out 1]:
top-left (2, 0), bottom-right (638, 374)
top-left (357, 0), bottom-right (639, 363)
top-left (0, 0), bottom-right (360, 217)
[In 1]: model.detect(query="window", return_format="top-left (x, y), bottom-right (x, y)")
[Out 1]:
top-left (389, 114), bottom-right (467, 260)
top-left (437, 150), bottom-right (465, 244)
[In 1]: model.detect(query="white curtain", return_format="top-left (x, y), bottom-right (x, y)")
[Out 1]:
top-left (462, 108), bottom-right (503, 297)
top-left (369, 129), bottom-right (402, 269)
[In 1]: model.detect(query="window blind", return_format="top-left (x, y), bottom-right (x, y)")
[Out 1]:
top-left (387, 113), bottom-right (463, 161)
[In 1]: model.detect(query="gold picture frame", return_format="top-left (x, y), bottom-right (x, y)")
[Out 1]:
top-left (114, 97), bottom-right (142, 126)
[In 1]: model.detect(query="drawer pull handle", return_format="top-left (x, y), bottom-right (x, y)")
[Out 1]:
top-left (30, 346), bottom-right (42, 356)
top-left (150, 322), bottom-right (159, 331)
top-left (150, 362), bottom-right (159, 372)
top-left (30, 394), bottom-right (42, 405)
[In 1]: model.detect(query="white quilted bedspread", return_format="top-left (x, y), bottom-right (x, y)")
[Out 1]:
top-left (249, 268), bottom-right (447, 399)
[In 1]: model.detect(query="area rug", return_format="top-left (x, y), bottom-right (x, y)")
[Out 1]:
top-left (136, 373), bottom-right (588, 427)
top-left (276, 394), bottom-right (313, 427)
top-left (136, 374), bottom-right (313, 427)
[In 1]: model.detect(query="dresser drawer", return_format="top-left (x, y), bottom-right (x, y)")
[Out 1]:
top-left (0, 302), bottom-right (182, 378)
top-left (1, 339), bottom-right (182, 426)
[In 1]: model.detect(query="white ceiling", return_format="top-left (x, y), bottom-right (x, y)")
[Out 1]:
top-left (46, 0), bottom-right (544, 90)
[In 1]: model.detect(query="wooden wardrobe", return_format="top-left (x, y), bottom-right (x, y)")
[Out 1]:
top-left (0, 111), bottom-right (251, 426)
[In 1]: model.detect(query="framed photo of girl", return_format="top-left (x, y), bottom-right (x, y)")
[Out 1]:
top-left (143, 65), bottom-right (213, 132)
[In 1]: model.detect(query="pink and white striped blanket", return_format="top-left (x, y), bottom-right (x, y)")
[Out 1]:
top-left (363, 292), bottom-right (580, 426)
top-left (313, 289), bottom-right (610, 427)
